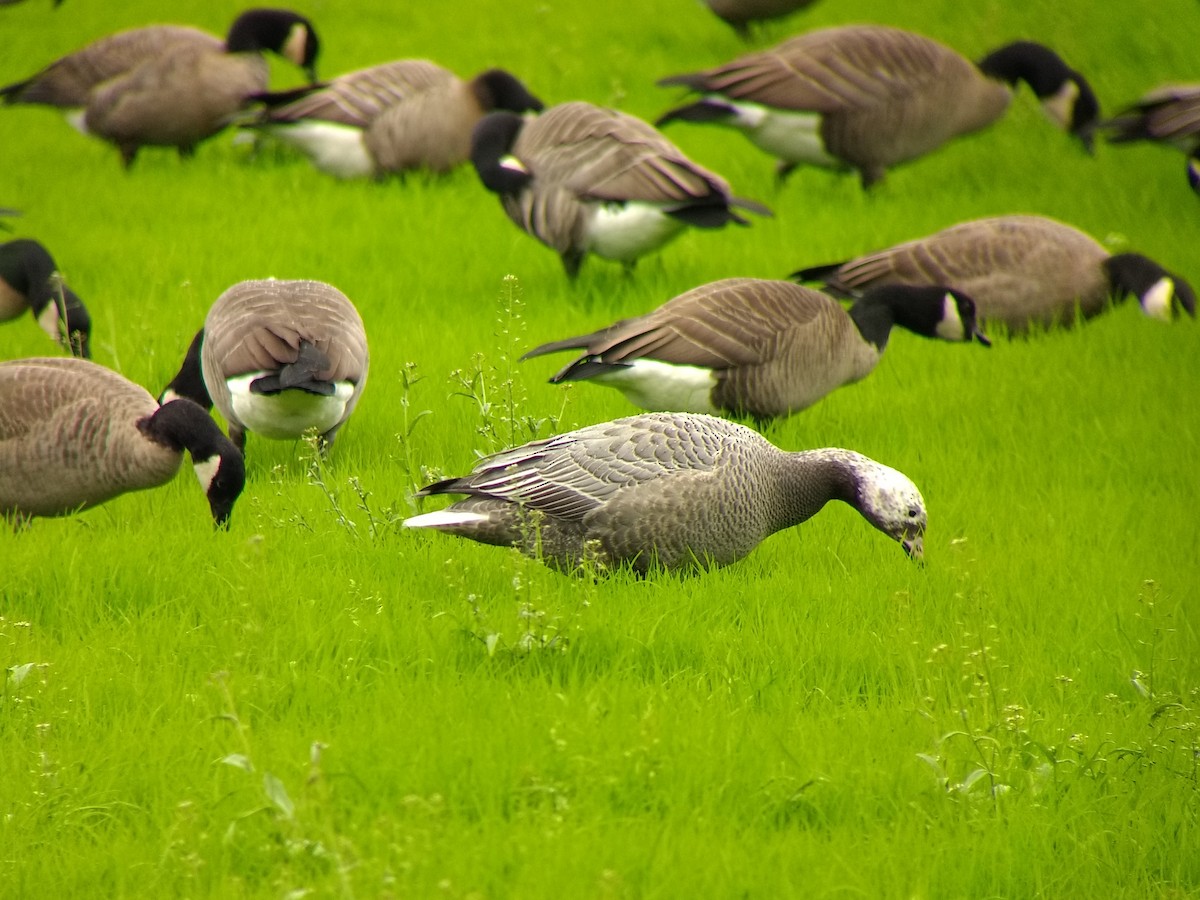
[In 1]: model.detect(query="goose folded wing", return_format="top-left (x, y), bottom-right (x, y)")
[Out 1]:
top-left (260, 60), bottom-right (453, 126)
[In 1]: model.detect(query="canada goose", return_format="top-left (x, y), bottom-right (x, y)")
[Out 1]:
top-left (1103, 83), bottom-right (1200, 195)
top-left (655, 25), bottom-right (1100, 187)
top-left (0, 239), bottom-right (91, 357)
top-left (704, 0), bottom-right (820, 38)
top-left (0, 357), bottom-right (244, 527)
top-left (403, 412), bottom-right (926, 574)
top-left (247, 60), bottom-right (543, 178)
top-left (470, 101), bottom-right (771, 278)
top-left (792, 215), bottom-right (1197, 334)
top-left (0, 9), bottom-right (320, 166)
top-left (160, 278), bottom-right (368, 455)
top-left (521, 278), bottom-right (988, 421)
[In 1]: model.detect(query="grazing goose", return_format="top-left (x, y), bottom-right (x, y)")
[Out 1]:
top-left (470, 101), bottom-right (771, 278)
top-left (404, 412), bottom-right (926, 574)
top-left (0, 357), bottom-right (244, 527)
top-left (521, 278), bottom-right (988, 421)
top-left (1103, 83), bottom-right (1200, 195)
top-left (160, 278), bottom-right (368, 455)
top-left (247, 60), bottom-right (543, 178)
top-left (704, 0), bottom-right (820, 38)
top-left (0, 239), bottom-right (91, 357)
top-left (792, 215), bottom-right (1197, 334)
top-left (655, 25), bottom-right (1099, 187)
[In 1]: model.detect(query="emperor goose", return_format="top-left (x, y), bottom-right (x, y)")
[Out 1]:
top-left (0, 357), bottom-right (244, 527)
top-left (703, 0), bottom-right (820, 38)
top-left (404, 412), bottom-right (926, 574)
top-left (2, 9), bottom-right (321, 167)
top-left (161, 278), bottom-right (368, 456)
top-left (248, 60), bottom-right (543, 178)
top-left (793, 214), bottom-right (1197, 334)
top-left (521, 278), bottom-right (988, 421)
top-left (1, 239), bottom-right (91, 357)
top-left (1103, 83), bottom-right (1200, 194)
top-left (655, 25), bottom-right (1100, 187)
top-left (470, 101), bottom-right (771, 278)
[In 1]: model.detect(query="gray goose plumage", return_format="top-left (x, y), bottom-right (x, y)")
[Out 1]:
top-left (703, 0), bottom-right (820, 38)
top-left (470, 101), bottom-right (771, 278)
top-left (521, 278), bottom-right (988, 421)
top-left (248, 60), bottom-right (543, 178)
top-left (403, 412), bottom-right (926, 574)
top-left (655, 25), bottom-right (1100, 187)
top-left (792, 215), bottom-right (1197, 334)
top-left (0, 357), bottom-right (244, 527)
top-left (160, 279), bottom-right (368, 455)
top-left (0, 239), bottom-right (91, 357)
top-left (1103, 83), bottom-right (1200, 195)
top-left (22, 9), bottom-right (321, 167)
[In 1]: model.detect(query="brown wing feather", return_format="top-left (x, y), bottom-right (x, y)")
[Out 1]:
top-left (261, 60), bottom-right (455, 127)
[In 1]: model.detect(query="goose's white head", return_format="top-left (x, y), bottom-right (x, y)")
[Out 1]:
top-left (850, 456), bottom-right (927, 561)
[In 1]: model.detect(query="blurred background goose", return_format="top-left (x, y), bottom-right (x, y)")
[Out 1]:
top-left (247, 60), bottom-right (543, 178)
top-left (703, 0), bottom-right (820, 38)
top-left (521, 278), bottom-right (987, 421)
top-left (0, 9), bottom-right (320, 166)
top-left (1103, 83), bottom-right (1200, 195)
top-left (160, 278), bottom-right (368, 456)
top-left (793, 214), bottom-right (1197, 334)
top-left (0, 238), bottom-right (90, 357)
top-left (0, 357), bottom-right (244, 527)
top-left (655, 25), bottom-right (1099, 187)
top-left (404, 412), bottom-right (926, 573)
top-left (470, 101), bottom-right (771, 278)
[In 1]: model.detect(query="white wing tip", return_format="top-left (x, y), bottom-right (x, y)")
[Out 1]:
top-left (403, 509), bottom-right (488, 530)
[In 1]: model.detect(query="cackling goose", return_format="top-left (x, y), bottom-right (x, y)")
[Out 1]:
top-left (470, 101), bottom-right (771, 278)
top-left (160, 278), bottom-right (368, 455)
top-left (0, 239), bottom-right (90, 357)
top-left (793, 214), bottom-right (1197, 334)
top-left (655, 25), bottom-right (1100, 187)
top-left (248, 60), bottom-right (543, 178)
top-left (0, 357), bottom-right (244, 527)
top-left (1104, 83), bottom-right (1200, 195)
top-left (404, 412), bottom-right (926, 574)
top-left (521, 278), bottom-right (988, 421)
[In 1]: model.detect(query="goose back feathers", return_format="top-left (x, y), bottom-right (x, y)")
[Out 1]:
top-left (0, 239), bottom-right (90, 357)
top-left (161, 278), bottom-right (368, 453)
top-left (1104, 83), bottom-right (1200, 194)
top-left (522, 278), bottom-right (987, 420)
top-left (655, 25), bottom-right (1099, 186)
top-left (404, 412), bottom-right (926, 573)
top-left (0, 357), bottom-right (244, 526)
top-left (470, 101), bottom-right (770, 277)
top-left (250, 60), bottom-right (543, 177)
top-left (793, 215), bottom-right (1196, 333)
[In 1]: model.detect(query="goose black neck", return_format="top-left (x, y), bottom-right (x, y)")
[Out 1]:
top-left (472, 69), bottom-right (545, 115)
top-left (977, 41), bottom-right (1072, 96)
top-left (847, 295), bottom-right (897, 351)
top-left (161, 329), bottom-right (212, 410)
top-left (470, 112), bottom-right (530, 194)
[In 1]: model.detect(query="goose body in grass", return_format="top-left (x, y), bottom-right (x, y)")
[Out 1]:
top-left (160, 279), bottom-right (368, 456)
top-left (470, 101), bottom-right (771, 278)
top-left (0, 239), bottom-right (91, 357)
top-left (248, 60), bottom-right (543, 178)
top-left (1103, 83), bottom-right (1200, 195)
top-left (655, 25), bottom-right (1099, 187)
top-left (404, 412), bottom-right (926, 574)
top-left (793, 215), bottom-right (1196, 334)
top-left (521, 278), bottom-right (988, 421)
top-left (0, 9), bottom-right (320, 166)
top-left (0, 357), bottom-right (244, 527)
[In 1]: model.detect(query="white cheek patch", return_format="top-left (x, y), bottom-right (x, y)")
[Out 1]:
top-left (1041, 80), bottom-right (1080, 130)
top-left (192, 455), bottom-right (221, 493)
top-left (1141, 277), bottom-right (1174, 321)
top-left (935, 292), bottom-right (966, 341)
top-left (282, 23), bottom-right (308, 68)
top-left (65, 108), bottom-right (90, 135)
top-left (36, 300), bottom-right (62, 340)
top-left (500, 154), bottom-right (529, 175)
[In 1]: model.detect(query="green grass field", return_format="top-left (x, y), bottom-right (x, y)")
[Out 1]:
top-left (2, 0), bottom-right (1198, 896)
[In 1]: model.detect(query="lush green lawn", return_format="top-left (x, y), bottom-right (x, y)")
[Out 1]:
top-left (2, 0), bottom-right (1198, 896)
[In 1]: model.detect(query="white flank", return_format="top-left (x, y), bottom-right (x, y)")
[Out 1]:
top-left (728, 103), bottom-right (839, 168)
top-left (227, 374), bottom-right (355, 439)
top-left (935, 292), bottom-right (967, 341)
top-left (584, 202), bottom-right (686, 263)
top-left (592, 359), bottom-right (720, 414)
top-left (192, 455), bottom-right (221, 493)
top-left (260, 122), bottom-right (375, 178)
top-left (403, 509), bottom-right (489, 529)
top-left (1140, 277), bottom-right (1174, 321)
